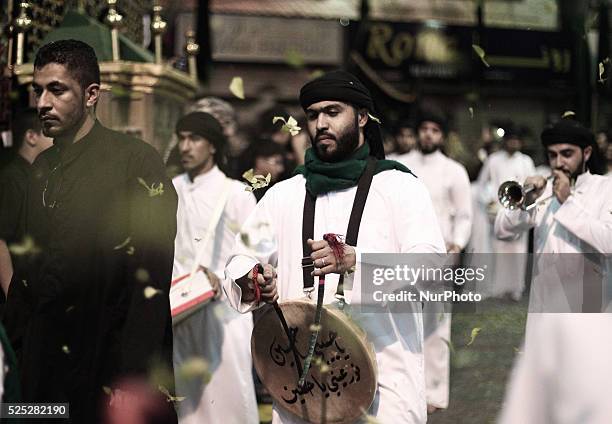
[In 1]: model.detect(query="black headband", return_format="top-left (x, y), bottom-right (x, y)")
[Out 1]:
top-left (299, 70), bottom-right (385, 159)
top-left (541, 118), bottom-right (594, 149)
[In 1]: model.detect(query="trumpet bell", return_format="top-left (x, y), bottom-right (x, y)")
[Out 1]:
top-left (498, 180), bottom-right (525, 210)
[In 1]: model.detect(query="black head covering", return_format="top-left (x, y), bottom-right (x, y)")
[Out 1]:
top-left (416, 109), bottom-right (448, 134)
top-left (176, 111), bottom-right (227, 165)
top-left (541, 117), bottom-right (594, 149)
top-left (299, 70), bottom-right (385, 159)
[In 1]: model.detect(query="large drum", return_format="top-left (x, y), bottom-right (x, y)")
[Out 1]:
top-left (252, 299), bottom-right (377, 424)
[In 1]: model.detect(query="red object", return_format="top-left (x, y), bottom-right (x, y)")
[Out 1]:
top-left (323, 233), bottom-right (345, 263)
top-left (252, 264), bottom-right (262, 302)
top-left (170, 272), bottom-right (215, 319)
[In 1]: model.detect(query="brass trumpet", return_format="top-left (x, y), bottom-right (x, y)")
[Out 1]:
top-left (498, 175), bottom-right (554, 210)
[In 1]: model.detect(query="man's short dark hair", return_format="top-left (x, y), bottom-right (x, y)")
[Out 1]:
top-left (34, 39), bottom-right (100, 89)
top-left (12, 108), bottom-right (42, 150)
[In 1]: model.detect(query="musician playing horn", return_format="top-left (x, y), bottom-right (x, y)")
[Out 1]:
top-left (223, 70), bottom-right (445, 423)
top-left (494, 117), bottom-right (612, 421)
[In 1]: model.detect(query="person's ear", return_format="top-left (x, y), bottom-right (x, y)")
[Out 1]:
top-left (583, 145), bottom-right (592, 163)
top-left (358, 108), bottom-right (368, 128)
top-left (84, 83), bottom-right (101, 108)
top-left (24, 129), bottom-right (38, 147)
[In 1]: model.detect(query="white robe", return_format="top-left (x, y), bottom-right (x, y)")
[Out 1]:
top-left (495, 172), bottom-right (612, 312)
top-left (476, 150), bottom-right (536, 299)
top-left (496, 172), bottom-right (612, 423)
top-left (224, 170), bottom-right (446, 424)
top-left (172, 166), bottom-right (258, 424)
top-left (397, 149), bottom-right (473, 408)
top-left (498, 314), bottom-right (612, 424)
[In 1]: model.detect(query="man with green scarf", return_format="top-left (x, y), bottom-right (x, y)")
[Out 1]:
top-left (224, 70), bottom-right (445, 423)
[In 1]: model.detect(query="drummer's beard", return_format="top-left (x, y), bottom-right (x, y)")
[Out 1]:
top-left (311, 116), bottom-right (360, 163)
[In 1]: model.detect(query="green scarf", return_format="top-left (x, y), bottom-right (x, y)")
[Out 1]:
top-left (293, 143), bottom-right (414, 196)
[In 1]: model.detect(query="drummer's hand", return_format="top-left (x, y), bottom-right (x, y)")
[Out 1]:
top-left (308, 238), bottom-right (356, 276)
top-left (244, 264), bottom-right (278, 304)
top-left (199, 266), bottom-right (222, 300)
top-left (524, 175), bottom-right (547, 199)
top-left (552, 169), bottom-right (572, 204)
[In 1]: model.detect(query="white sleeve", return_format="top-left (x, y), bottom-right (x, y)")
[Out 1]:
top-left (554, 192), bottom-right (612, 256)
top-left (494, 207), bottom-right (536, 241)
top-left (450, 165), bottom-right (473, 249)
top-left (223, 186), bottom-right (279, 313)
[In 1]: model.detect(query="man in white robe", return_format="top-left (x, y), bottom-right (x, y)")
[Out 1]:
top-left (397, 110), bottom-right (472, 412)
top-left (477, 129), bottom-right (536, 299)
top-left (224, 71), bottom-right (445, 424)
top-left (495, 117), bottom-right (612, 423)
top-left (172, 111), bottom-right (258, 424)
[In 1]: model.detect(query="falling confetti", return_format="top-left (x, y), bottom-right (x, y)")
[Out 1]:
top-left (177, 357), bottom-right (210, 382)
top-left (562, 110), bottom-right (576, 119)
top-left (598, 58), bottom-right (609, 84)
top-left (468, 107), bottom-right (474, 119)
top-left (126, 246), bottom-right (135, 255)
top-left (240, 232), bottom-right (250, 247)
top-left (513, 346), bottom-right (523, 354)
top-left (62, 345), bottom-right (71, 354)
top-left (308, 69), bottom-right (325, 80)
top-left (472, 44), bottom-right (490, 68)
top-left (135, 268), bottom-right (150, 283)
top-left (367, 113), bottom-right (381, 124)
top-left (113, 237), bottom-right (132, 250)
top-left (361, 409), bottom-right (381, 424)
top-left (467, 327), bottom-right (481, 346)
top-left (226, 220), bottom-right (240, 234)
top-left (284, 49), bottom-right (305, 69)
top-left (309, 324), bottom-right (322, 332)
top-left (229, 76), bottom-right (245, 99)
top-left (158, 385), bottom-right (186, 403)
top-left (144, 286), bottom-right (163, 299)
top-left (102, 386), bottom-right (112, 395)
top-left (242, 169), bottom-right (271, 192)
top-left (8, 235), bottom-right (41, 256)
top-left (272, 116), bottom-right (301, 136)
top-left (313, 357), bottom-right (330, 373)
top-left (137, 178), bottom-right (164, 197)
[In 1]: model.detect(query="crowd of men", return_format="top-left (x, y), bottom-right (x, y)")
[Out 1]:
top-left (0, 38), bottom-right (611, 424)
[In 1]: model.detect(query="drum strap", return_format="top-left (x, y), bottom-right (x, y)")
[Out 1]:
top-left (301, 156), bottom-right (377, 298)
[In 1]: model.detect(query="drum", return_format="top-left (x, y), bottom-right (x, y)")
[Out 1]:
top-left (252, 299), bottom-right (377, 424)
top-left (170, 268), bottom-right (215, 324)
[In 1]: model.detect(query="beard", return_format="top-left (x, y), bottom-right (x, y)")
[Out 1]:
top-left (419, 140), bottom-right (439, 155)
top-left (311, 115), bottom-right (360, 163)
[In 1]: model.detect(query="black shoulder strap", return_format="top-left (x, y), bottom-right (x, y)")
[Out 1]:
top-left (302, 157), bottom-right (377, 295)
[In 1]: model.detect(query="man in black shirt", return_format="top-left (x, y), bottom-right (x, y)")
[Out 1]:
top-left (0, 108), bottom-right (52, 299)
top-left (2, 39), bottom-right (178, 423)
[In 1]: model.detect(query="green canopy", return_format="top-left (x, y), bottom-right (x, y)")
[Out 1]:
top-left (31, 10), bottom-right (154, 63)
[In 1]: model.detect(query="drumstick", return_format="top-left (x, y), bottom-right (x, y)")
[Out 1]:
top-left (253, 264), bottom-right (304, 379)
top-left (298, 273), bottom-right (325, 390)
top-left (298, 233), bottom-right (344, 389)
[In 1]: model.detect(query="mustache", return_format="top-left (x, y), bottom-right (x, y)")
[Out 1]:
top-left (39, 114), bottom-right (58, 121)
top-left (315, 131), bottom-right (335, 141)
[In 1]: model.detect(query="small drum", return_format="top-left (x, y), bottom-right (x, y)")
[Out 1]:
top-left (252, 299), bottom-right (377, 424)
top-left (170, 269), bottom-right (215, 324)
